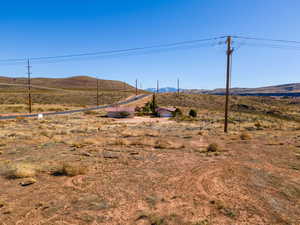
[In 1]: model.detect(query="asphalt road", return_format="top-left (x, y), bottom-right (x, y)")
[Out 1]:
top-left (0, 94), bottom-right (149, 120)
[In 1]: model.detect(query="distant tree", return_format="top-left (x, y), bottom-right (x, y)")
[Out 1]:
top-left (141, 94), bottom-right (158, 115)
top-left (189, 109), bottom-right (197, 117)
top-left (150, 94), bottom-right (158, 115)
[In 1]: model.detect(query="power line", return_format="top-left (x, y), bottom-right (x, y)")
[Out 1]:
top-left (233, 35), bottom-right (300, 45)
top-left (0, 36), bottom-right (226, 63)
top-left (0, 41), bottom-right (223, 66)
top-left (235, 42), bottom-right (300, 51)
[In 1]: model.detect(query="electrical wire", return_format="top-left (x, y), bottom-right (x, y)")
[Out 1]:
top-left (233, 35), bottom-right (300, 45)
top-left (0, 40), bottom-right (223, 66)
top-left (234, 42), bottom-right (300, 51)
top-left (0, 36), bottom-right (226, 63)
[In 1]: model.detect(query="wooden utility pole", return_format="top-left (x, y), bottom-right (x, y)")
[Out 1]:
top-left (224, 36), bottom-right (233, 133)
top-left (27, 59), bottom-right (32, 113)
top-left (96, 78), bottom-right (99, 106)
top-left (177, 78), bottom-right (180, 96)
top-left (123, 81), bottom-right (126, 94)
top-left (135, 79), bottom-right (138, 95)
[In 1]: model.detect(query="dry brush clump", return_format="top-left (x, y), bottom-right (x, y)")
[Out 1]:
top-left (154, 139), bottom-right (184, 149)
top-left (240, 132), bottom-right (252, 140)
top-left (129, 137), bottom-right (156, 147)
top-left (84, 110), bottom-right (99, 115)
top-left (206, 143), bottom-right (219, 152)
top-left (52, 162), bottom-right (88, 177)
top-left (3, 162), bottom-right (37, 179)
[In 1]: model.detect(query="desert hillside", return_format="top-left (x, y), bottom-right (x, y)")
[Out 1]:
top-left (0, 76), bottom-right (135, 91)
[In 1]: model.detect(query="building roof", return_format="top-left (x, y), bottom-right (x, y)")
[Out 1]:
top-left (105, 107), bottom-right (135, 112)
top-left (156, 107), bottom-right (176, 113)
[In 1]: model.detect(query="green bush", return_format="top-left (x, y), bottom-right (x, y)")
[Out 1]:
top-left (142, 94), bottom-right (158, 115)
top-left (189, 109), bottom-right (197, 117)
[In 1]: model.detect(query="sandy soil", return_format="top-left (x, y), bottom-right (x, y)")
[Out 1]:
top-left (0, 112), bottom-right (299, 225)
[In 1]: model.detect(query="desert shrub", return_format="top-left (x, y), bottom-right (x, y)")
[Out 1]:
top-left (172, 108), bottom-right (183, 117)
top-left (84, 110), bottom-right (98, 115)
top-left (119, 111), bottom-right (131, 117)
top-left (240, 132), bottom-right (252, 140)
top-left (142, 103), bottom-right (151, 113)
top-left (52, 163), bottom-right (88, 176)
top-left (207, 143), bottom-right (219, 152)
top-left (135, 106), bottom-right (142, 112)
top-left (189, 109), bottom-right (197, 117)
top-left (4, 163), bottom-right (36, 179)
top-left (254, 121), bottom-right (262, 129)
top-left (174, 115), bottom-right (195, 122)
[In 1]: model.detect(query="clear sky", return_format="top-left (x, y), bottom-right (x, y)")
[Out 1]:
top-left (1, 0), bottom-right (300, 89)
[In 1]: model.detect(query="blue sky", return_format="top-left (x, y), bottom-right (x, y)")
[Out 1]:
top-left (0, 0), bottom-right (300, 89)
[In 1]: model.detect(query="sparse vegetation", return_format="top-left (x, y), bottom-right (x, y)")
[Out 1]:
top-left (0, 92), bottom-right (300, 225)
top-left (52, 162), bottom-right (88, 176)
top-left (4, 163), bottom-right (36, 179)
top-left (189, 109), bottom-right (197, 117)
top-left (207, 143), bottom-right (219, 152)
top-left (240, 132), bottom-right (252, 140)
top-left (173, 107), bottom-right (183, 117)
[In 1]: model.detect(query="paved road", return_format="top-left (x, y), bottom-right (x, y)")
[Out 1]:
top-left (0, 94), bottom-right (149, 120)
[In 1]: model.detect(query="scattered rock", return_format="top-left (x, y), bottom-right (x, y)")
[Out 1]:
top-left (0, 200), bottom-right (5, 208)
top-left (102, 151), bottom-right (119, 159)
top-left (20, 178), bottom-right (36, 186)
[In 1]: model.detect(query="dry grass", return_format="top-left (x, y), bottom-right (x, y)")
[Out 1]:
top-left (84, 110), bottom-right (99, 115)
top-left (52, 162), bottom-right (88, 177)
top-left (82, 137), bottom-right (107, 146)
top-left (4, 163), bottom-right (36, 179)
top-left (207, 143), bottom-right (219, 152)
top-left (240, 132), bottom-right (252, 140)
top-left (0, 97), bottom-right (300, 224)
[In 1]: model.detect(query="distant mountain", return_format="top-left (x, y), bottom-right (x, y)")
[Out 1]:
top-left (145, 87), bottom-right (183, 93)
top-left (146, 83), bottom-right (300, 96)
top-left (205, 83), bottom-right (300, 95)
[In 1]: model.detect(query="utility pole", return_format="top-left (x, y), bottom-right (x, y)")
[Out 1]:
top-left (96, 78), bottom-right (99, 107)
top-left (177, 78), bottom-right (180, 96)
top-left (123, 81), bottom-right (126, 95)
top-left (156, 80), bottom-right (159, 93)
top-left (224, 36), bottom-right (233, 133)
top-left (135, 79), bottom-right (138, 95)
top-left (27, 59), bottom-right (32, 114)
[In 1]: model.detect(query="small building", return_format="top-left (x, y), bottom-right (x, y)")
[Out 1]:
top-left (156, 107), bottom-right (176, 118)
top-left (106, 107), bottom-right (135, 118)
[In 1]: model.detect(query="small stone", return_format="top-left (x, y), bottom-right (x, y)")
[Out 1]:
top-left (103, 151), bottom-right (119, 159)
top-left (20, 178), bottom-right (36, 186)
top-left (0, 200), bottom-right (5, 208)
